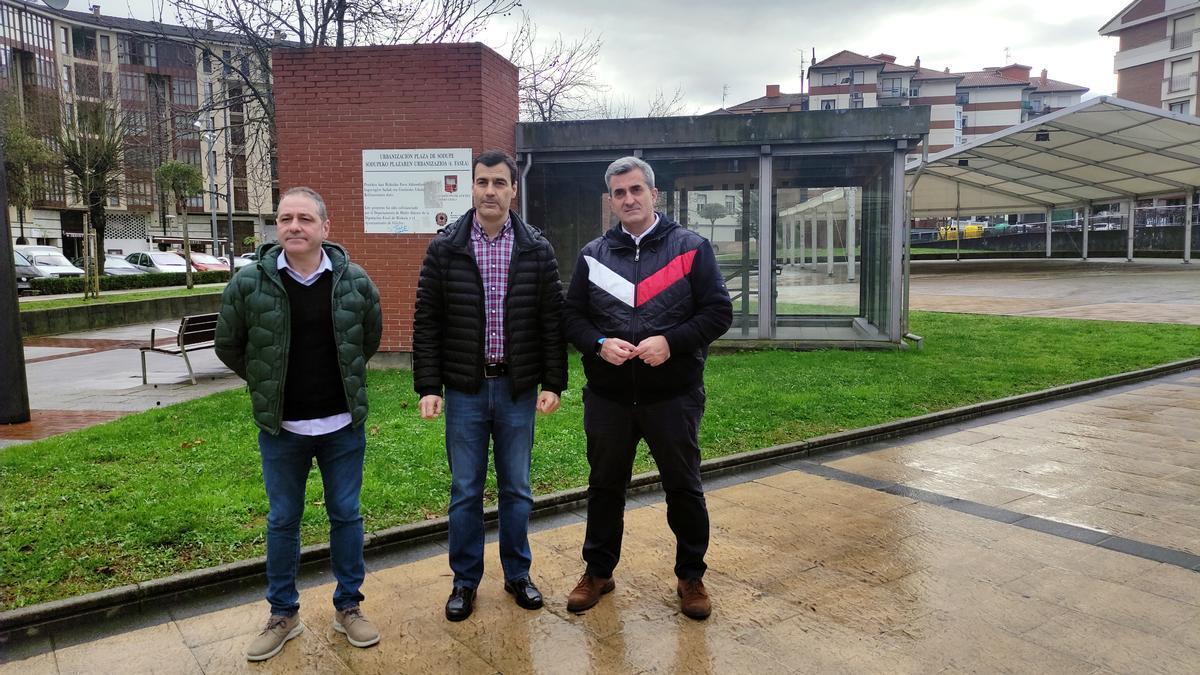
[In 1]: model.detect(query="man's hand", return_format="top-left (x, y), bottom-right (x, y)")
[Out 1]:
top-left (537, 391), bottom-right (560, 414)
top-left (599, 337), bottom-right (638, 365)
top-left (634, 335), bottom-right (671, 367)
top-left (418, 394), bottom-right (444, 419)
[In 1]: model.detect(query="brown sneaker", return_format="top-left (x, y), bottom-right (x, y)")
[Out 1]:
top-left (245, 614), bottom-right (304, 661)
top-left (677, 578), bottom-right (711, 620)
top-left (334, 606), bottom-right (380, 648)
top-left (566, 573), bottom-right (615, 613)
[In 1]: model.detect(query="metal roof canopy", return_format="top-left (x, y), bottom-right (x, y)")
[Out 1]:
top-left (906, 96), bottom-right (1200, 217)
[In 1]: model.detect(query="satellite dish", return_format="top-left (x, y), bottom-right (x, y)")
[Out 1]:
top-left (42, 0), bottom-right (70, 10)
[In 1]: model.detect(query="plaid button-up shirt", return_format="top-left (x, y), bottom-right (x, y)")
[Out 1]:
top-left (471, 215), bottom-right (514, 364)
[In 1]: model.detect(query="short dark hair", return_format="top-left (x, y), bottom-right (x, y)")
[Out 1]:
top-left (473, 150), bottom-right (518, 184)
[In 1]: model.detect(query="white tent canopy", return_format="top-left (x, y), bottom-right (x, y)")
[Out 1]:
top-left (907, 97), bottom-right (1200, 218)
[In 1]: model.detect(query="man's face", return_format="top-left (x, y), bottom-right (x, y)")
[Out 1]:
top-left (275, 193), bottom-right (329, 258)
top-left (609, 169), bottom-right (658, 232)
top-left (472, 162), bottom-right (516, 223)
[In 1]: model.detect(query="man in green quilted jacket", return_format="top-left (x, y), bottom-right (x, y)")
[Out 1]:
top-left (215, 186), bottom-right (383, 662)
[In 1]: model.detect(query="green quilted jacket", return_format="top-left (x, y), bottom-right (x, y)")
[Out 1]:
top-left (215, 242), bottom-right (383, 435)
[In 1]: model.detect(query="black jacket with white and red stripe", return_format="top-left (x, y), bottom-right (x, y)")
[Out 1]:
top-left (564, 214), bottom-right (733, 404)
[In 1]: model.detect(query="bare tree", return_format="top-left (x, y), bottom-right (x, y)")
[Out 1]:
top-left (646, 84), bottom-right (688, 117)
top-left (589, 85), bottom-right (689, 119)
top-left (506, 12), bottom-right (604, 122)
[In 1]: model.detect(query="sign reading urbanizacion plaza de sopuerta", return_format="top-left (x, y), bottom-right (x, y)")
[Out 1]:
top-left (362, 148), bottom-right (472, 234)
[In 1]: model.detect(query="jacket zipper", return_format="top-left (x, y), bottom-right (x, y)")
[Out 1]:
top-left (330, 262), bottom-right (354, 420)
top-left (630, 242), bottom-right (641, 406)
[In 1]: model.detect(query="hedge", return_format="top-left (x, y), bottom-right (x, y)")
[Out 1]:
top-left (29, 271), bottom-right (231, 295)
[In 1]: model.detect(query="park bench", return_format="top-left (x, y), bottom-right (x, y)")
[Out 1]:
top-left (140, 312), bottom-right (218, 385)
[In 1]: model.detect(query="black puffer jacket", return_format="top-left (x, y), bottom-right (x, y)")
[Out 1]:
top-left (563, 214), bottom-right (732, 404)
top-left (413, 209), bottom-right (566, 398)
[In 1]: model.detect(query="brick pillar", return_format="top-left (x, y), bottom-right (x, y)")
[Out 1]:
top-left (272, 44), bottom-right (519, 357)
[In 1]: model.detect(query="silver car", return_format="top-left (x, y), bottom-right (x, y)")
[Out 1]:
top-left (125, 251), bottom-right (190, 274)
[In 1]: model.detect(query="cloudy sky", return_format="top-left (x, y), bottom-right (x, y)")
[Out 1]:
top-left (80, 0), bottom-right (1125, 114)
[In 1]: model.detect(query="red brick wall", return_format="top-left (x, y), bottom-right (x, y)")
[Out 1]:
top-left (1118, 61), bottom-right (1165, 105)
top-left (1124, 0), bottom-right (1165, 23)
top-left (272, 44), bottom-right (519, 352)
top-left (1119, 18), bottom-right (1167, 50)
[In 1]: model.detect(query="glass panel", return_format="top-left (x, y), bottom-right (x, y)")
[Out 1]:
top-left (523, 157), bottom-right (760, 334)
top-left (772, 153), bottom-right (893, 338)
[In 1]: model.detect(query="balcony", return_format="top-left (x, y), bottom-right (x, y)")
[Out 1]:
top-left (877, 87), bottom-right (907, 106)
top-left (1171, 30), bottom-right (1195, 50)
top-left (1165, 72), bottom-right (1197, 93)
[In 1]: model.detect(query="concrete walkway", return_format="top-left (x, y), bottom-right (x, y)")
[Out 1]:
top-left (3, 371), bottom-right (1196, 673)
top-left (0, 321), bottom-right (241, 447)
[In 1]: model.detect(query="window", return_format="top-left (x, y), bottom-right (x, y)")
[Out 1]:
top-left (955, 92), bottom-right (969, 105)
top-left (820, 72), bottom-right (836, 86)
top-left (909, 86), bottom-right (920, 98)
top-left (202, 49), bottom-right (211, 74)
top-left (101, 71), bottom-right (113, 97)
top-left (100, 35), bottom-right (111, 62)
top-left (962, 115), bottom-right (969, 130)
top-left (1173, 15), bottom-right (1194, 50)
top-left (142, 42), bottom-right (157, 67)
top-left (852, 70), bottom-right (864, 85)
top-left (1169, 59), bottom-right (1193, 92)
top-left (72, 28), bottom-right (97, 61)
top-left (1169, 100), bottom-right (1190, 115)
top-left (850, 99), bottom-right (864, 109)
top-left (821, 99), bottom-right (835, 110)
top-left (880, 77), bottom-right (902, 96)
top-left (108, 191), bottom-right (120, 207)
top-left (59, 26), bottom-right (70, 55)
top-left (222, 50), bottom-right (231, 75)
top-left (172, 78), bottom-right (198, 107)
top-left (119, 72), bottom-right (146, 101)
top-left (75, 63), bottom-right (99, 97)
top-left (61, 64), bottom-right (71, 92)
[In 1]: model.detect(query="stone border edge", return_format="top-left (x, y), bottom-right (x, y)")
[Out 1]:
top-left (2, 356), bottom-right (1197, 632)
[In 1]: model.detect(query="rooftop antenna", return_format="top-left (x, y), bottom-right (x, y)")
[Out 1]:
top-left (721, 84), bottom-right (729, 107)
top-left (1004, 46), bottom-right (1011, 64)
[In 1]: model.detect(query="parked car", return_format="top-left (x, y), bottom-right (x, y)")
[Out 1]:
top-left (101, 254), bottom-right (148, 275)
top-left (218, 255), bottom-right (254, 269)
top-left (177, 251), bottom-right (230, 272)
top-left (13, 250), bottom-right (46, 294)
top-left (14, 245), bottom-right (85, 278)
top-left (70, 254), bottom-right (148, 276)
top-left (125, 251), bottom-right (189, 274)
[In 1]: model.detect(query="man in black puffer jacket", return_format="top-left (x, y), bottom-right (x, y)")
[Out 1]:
top-left (413, 150), bottom-right (566, 621)
top-left (562, 156), bottom-right (732, 621)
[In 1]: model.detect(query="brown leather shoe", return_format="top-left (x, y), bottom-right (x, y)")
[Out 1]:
top-left (566, 573), bottom-right (615, 613)
top-left (677, 578), bottom-right (711, 620)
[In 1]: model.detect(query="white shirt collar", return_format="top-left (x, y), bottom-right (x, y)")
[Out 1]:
top-left (277, 248), bottom-right (331, 286)
top-left (622, 213), bottom-right (660, 246)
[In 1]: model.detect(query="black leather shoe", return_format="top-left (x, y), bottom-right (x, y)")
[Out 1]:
top-left (445, 585), bottom-right (476, 621)
top-left (504, 578), bottom-right (544, 610)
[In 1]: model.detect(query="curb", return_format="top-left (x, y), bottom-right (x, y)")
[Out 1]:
top-left (2, 357), bottom-right (1197, 633)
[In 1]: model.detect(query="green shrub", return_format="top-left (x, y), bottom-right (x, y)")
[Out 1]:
top-left (30, 271), bottom-right (231, 295)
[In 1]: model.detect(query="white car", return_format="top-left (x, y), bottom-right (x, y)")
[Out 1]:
top-left (14, 245), bottom-right (85, 278)
top-left (125, 251), bottom-right (190, 274)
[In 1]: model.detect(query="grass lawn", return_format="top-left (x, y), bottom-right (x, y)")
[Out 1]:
top-left (2, 311), bottom-right (1199, 609)
top-left (19, 285), bottom-right (226, 312)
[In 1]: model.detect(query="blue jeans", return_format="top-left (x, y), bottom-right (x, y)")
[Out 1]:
top-left (259, 423), bottom-right (366, 616)
top-left (445, 377), bottom-right (536, 587)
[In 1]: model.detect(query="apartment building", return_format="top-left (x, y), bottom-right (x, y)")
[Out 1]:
top-left (1, 0), bottom-right (276, 257)
top-left (1101, 0), bottom-right (1200, 115)
top-left (723, 50), bottom-right (1087, 155)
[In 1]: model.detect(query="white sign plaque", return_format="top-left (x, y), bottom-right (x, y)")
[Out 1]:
top-left (362, 148), bottom-right (472, 234)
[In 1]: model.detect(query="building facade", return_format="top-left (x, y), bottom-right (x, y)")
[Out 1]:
top-left (725, 50), bottom-right (1086, 157)
top-left (1, 0), bottom-right (276, 257)
top-left (1101, 0), bottom-right (1200, 116)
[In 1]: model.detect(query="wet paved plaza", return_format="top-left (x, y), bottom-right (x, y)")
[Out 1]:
top-left (3, 370), bottom-right (1197, 673)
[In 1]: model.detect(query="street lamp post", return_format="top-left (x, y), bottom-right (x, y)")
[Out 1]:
top-left (1, 143), bottom-right (32, 424)
top-left (196, 118), bottom-right (218, 255)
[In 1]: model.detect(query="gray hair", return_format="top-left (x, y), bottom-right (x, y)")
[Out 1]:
top-left (279, 186), bottom-right (328, 221)
top-left (604, 156), bottom-right (655, 191)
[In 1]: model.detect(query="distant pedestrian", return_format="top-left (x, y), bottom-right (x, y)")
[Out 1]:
top-left (215, 186), bottom-right (383, 661)
top-left (562, 156), bottom-right (732, 620)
